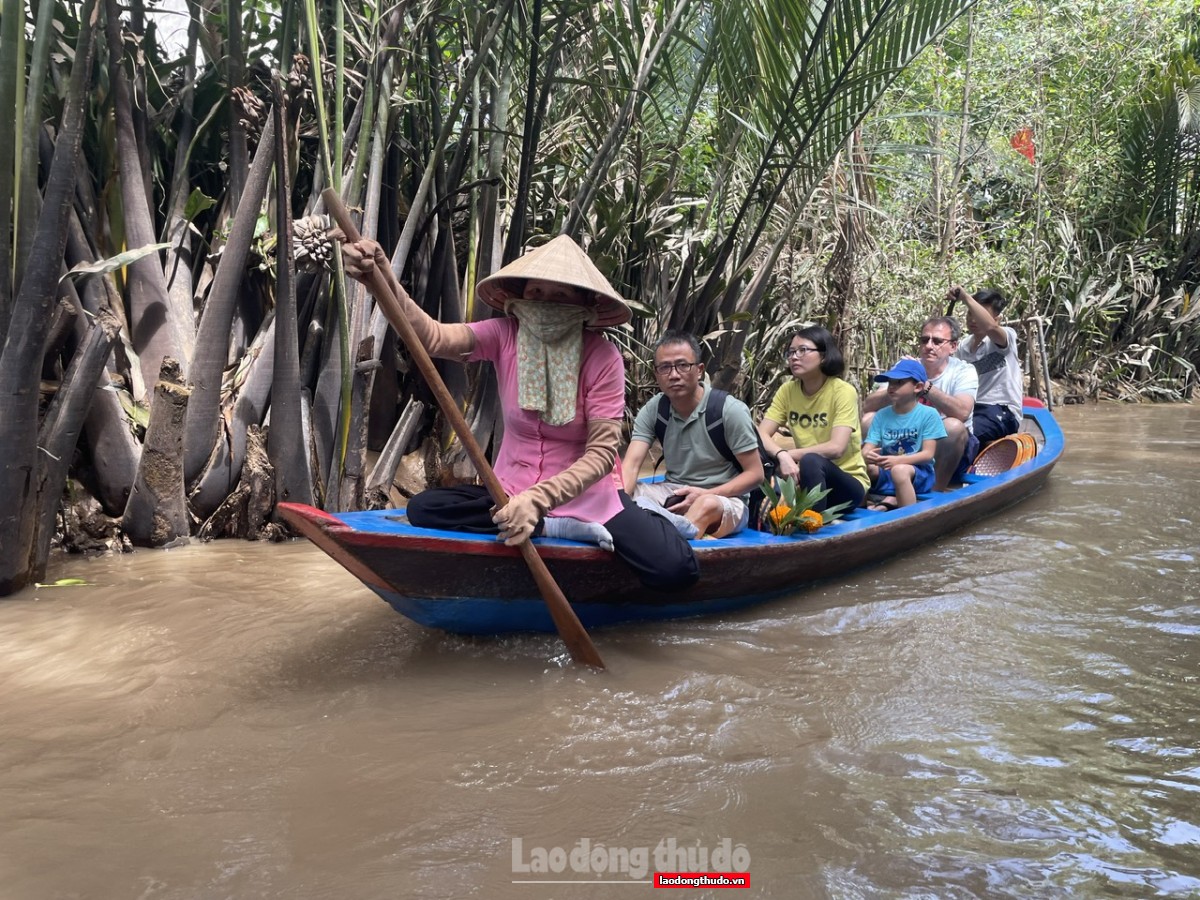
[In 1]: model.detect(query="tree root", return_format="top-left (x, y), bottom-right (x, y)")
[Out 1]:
top-left (197, 425), bottom-right (289, 542)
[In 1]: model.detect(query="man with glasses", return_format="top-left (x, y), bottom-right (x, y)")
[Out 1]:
top-left (622, 330), bottom-right (764, 538)
top-left (862, 317), bottom-right (979, 491)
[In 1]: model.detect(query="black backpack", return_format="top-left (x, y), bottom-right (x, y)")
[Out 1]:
top-left (652, 389), bottom-right (777, 529)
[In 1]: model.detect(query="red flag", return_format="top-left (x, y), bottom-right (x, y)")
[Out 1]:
top-left (1010, 128), bottom-right (1036, 164)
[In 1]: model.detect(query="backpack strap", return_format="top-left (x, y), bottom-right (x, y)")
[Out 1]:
top-left (654, 393), bottom-right (671, 448)
top-left (652, 394), bottom-right (671, 472)
top-left (704, 389), bottom-right (736, 465)
top-left (706, 388), bottom-right (776, 483)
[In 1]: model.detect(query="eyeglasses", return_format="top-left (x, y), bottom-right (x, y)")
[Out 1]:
top-left (654, 361), bottom-right (698, 375)
top-left (784, 347), bottom-right (819, 358)
top-left (918, 335), bottom-right (953, 346)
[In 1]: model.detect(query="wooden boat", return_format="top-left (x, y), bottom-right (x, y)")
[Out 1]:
top-left (279, 405), bottom-right (1063, 635)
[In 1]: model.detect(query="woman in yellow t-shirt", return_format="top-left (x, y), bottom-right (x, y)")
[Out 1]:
top-left (757, 326), bottom-right (869, 511)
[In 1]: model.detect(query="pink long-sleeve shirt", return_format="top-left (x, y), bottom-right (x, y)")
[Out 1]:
top-left (467, 317), bottom-right (626, 523)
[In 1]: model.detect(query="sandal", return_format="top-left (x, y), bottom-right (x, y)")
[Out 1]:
top-left (867, 497), bottom-right (899, 512)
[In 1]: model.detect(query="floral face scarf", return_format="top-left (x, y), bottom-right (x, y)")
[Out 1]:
top-left (508, 299), bottom-right (594, 426)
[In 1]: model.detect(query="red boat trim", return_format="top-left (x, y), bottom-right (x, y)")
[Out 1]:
top-left (278, 502), bottom-right (400, 591)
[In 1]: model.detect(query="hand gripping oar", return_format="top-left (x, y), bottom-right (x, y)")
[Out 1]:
top-left (322, 188), bottom-right (605, 670)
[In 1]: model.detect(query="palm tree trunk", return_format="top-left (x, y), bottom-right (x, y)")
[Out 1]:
top-left (473, 57), bottom-right (511, 303)
top-left (32, 307), bottom-right (122, 574)
top-left (188, 313), bottom-right (276, 517)
top-left (127, 0), bottom-right (154, 207)
top-left (104, 0), bottom-right (193, 389)
top-left (365, 396), bottom-right (424, 507)
top-left (16, 0), bottom-right (61, 305)
top-left (162, 0), bottom-right (202, 334)
top-left (226, 0), bottom-right (248, 207)
top-left (268, 77), bottom-right (313, 508)
top-left (0, 0), bottom-right (23, 338)
top-left (504, 0), bottom-right (546, 261)
top-left (182, 114), bottom-right (275, 485)
top-left (0, 0), bottom-right (98, 596)
top-left (123, 357), bottom-right (190, 547)
top-left (65, 205), bottom-right (142, 514)
top-left (334, 335), bottom-right (374, 510)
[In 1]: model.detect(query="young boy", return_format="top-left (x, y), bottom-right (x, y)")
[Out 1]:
top-left (862, 358), bottom-right (947, 510)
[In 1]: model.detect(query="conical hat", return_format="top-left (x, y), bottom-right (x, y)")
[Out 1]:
top-left (476, 235), bottom-right (632, 327)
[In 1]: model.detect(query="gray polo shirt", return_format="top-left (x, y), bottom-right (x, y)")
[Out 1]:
top-left (631, 382), bottom-right (759, 490)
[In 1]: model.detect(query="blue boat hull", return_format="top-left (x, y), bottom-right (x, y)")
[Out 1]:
top-left (280, 407), bottom-right (1063, 635)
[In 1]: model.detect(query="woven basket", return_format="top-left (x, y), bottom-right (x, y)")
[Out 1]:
top-left (969, 432), bottom-right (1038, 476)
top-left (1014, 432), bottom-right (1038, 465)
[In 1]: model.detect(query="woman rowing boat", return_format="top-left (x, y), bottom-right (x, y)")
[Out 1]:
top-left (339, 234), bottom-right (698, 591)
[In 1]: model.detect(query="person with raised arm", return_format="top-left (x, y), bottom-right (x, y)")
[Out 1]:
top-left (948, 286), bottom-right (1023, 447)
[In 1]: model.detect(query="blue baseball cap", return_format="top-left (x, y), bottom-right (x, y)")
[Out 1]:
top-left (874, 358), bottom-right (928, 383)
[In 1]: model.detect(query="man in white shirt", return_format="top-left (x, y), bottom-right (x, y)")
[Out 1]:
top-left (862, 316), bottom-right (979, 490)
top-left (949, 286), bottom-right (1023, 447)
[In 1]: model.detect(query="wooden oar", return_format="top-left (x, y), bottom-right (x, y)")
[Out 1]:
top-left (321, 188), bottom-right (605, 670)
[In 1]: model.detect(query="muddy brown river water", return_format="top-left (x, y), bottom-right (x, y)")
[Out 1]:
top-left (1, 403), bottom-right (1198, 898)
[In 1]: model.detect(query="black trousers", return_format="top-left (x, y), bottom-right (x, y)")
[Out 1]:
top-left (972, 403), bottom-right (1020, 448)
top-left (798, 453), bottom-right (867, 510)
top-left (407, 486), bottom-right (699, 592)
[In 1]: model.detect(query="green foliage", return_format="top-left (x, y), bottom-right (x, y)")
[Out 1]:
top-left (833, 0), bottom-right (1200, 399)
top-left (183, 188), bottom-right (217, 223)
